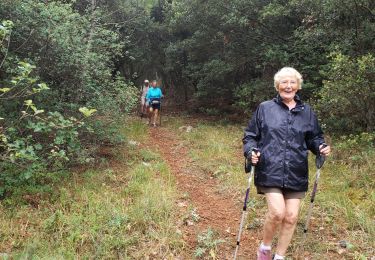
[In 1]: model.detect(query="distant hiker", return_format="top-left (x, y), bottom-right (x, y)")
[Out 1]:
top-left (146, 80), bottom-right (163, 127)
top-left (140, 79), bottom-right (150, 117)
top-left (242, 67), bottom-right (331, 260)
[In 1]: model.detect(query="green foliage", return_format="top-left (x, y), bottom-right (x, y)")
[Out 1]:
top-left (0, 0), bottom-right (137, 118)
top-left (234, 79), bottom-right (275, 114)
top-left (195, 59), bottom-right (234, 101)
top-left (0, 0), bottom-right (141, 196)
top-left (0, 59), bottom-right (92, 196)
top-left (0, 20), bottom-right (13, 35)
top-left (1, 19), bottom-right (90, 193)
top-left (316, 52), bottom-right (375, 133)
top-left (194, 228), bottom-right (224, 259)
top-left (79, 107), bottom-right (97, 118)
top-left (88, 75), bottom-right (139, 117)
top-left (334, 132), bottom-right (375, 166)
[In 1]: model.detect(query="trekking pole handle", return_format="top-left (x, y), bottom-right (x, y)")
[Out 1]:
top-left (245, 148), bottom-right (260, 173)
top-left (251, 148), bottom-right (260, 166)
top-left (315, 143), bottom-right (328, 169)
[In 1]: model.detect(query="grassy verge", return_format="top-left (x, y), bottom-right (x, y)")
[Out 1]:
top-left (166, 115), bottom-right (375, 259)
top-left (0, 118), bottom-right (183, 259)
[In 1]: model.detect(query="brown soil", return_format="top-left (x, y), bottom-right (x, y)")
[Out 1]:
top-left (147, 125), bottom-right (260, 259)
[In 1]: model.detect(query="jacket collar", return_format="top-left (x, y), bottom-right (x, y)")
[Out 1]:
top-left (274, 94), bottom-right (305, 112)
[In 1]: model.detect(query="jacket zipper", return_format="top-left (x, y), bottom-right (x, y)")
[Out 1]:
top-left (283, 110), bottom-right (292, 188)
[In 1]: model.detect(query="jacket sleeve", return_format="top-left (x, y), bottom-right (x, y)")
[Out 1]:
top-left (305, 109), bottom-right (325, 155)
top-left (242, 105), bottom-right (262, 158)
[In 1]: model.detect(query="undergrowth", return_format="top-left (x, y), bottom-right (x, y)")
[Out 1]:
top-left (0, 118), bottom-right (183, 258)
top-left (194, 228), bottom-right (225, 259)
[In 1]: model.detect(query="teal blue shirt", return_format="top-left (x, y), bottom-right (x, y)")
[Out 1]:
top-left (146, 87), bottom-right (163, 102)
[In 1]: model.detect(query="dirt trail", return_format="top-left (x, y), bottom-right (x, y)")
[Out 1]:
top-left (147, 126), bottom-right (260, 259)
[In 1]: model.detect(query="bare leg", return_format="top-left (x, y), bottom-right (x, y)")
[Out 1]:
top-left (263, 192), bottom-right (286, 246)
top-left (275, 198), bottom-right (301, 256)
top-left (148, 107), bottom-right (153, 124)
top-left (153, 109), bottom-right (159, 125)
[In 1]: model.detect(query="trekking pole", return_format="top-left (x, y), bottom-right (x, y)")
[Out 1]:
top-left (159, 101), bottom-right (162, 126)
top-left (303, 143), bottom-right (327, 241)
top-left (233, 148), bottom-right (259, 260)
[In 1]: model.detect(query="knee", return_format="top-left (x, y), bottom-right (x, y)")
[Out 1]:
top-left (284, 211), bottom-right (299, 225)
top-left (268, 209), bottom-right (285, 223)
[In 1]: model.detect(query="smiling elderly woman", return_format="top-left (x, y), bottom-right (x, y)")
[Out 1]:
top-left (243, 67), bottom-right (331, 260)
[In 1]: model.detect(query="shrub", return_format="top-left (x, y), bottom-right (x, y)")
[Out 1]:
top-left (0, 21), bottom-right (96, 197)
top-left (333, 132), bottom-right (375, 166)
top-left (316, 52), bottom-right (375, 133)
top-left (234, 79), bottom-right (275, 115)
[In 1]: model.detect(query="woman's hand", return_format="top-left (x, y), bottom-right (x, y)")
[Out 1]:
top-left (251, 150), bottom-right (261, 165)
top-left (319, 144), bottom-right (331, 156)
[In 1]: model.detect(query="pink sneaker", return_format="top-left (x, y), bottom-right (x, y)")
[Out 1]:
top-left (257, 248), bottom-right (272, 260)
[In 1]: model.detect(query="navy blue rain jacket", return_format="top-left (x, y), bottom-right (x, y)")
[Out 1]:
top-left (242, 95), bottom-right (325, 192)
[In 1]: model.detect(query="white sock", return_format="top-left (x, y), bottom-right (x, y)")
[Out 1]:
top-left (260, 242), bottom-right (271, 251)
top-left (273, 253), bottom-right (285, 260)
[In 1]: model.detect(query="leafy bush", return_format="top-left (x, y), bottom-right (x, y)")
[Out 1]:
top-left (0, 0), bottom-right (141, 198)
top-left (0, 20), bottom-right (98, 197)
top-left (316, 52), bottom-right (375, 133)
top-left (89, 75), bottom-right (138, 117)
top-left (234, 79), bottom-right (275, 115)
top-left (333, 132), bottom-right (375, 165)
top-left (0, 58), bottom-right (93, 197)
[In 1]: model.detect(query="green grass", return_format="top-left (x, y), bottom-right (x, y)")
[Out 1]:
top-left (167, 116), bottom-right (375, 259)
top-left (122, 119), bottom-right (150, 143)
top-left (177, 121), bottom-right (246, 189)
top-left (0, 118), bottom-right (184, 259)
